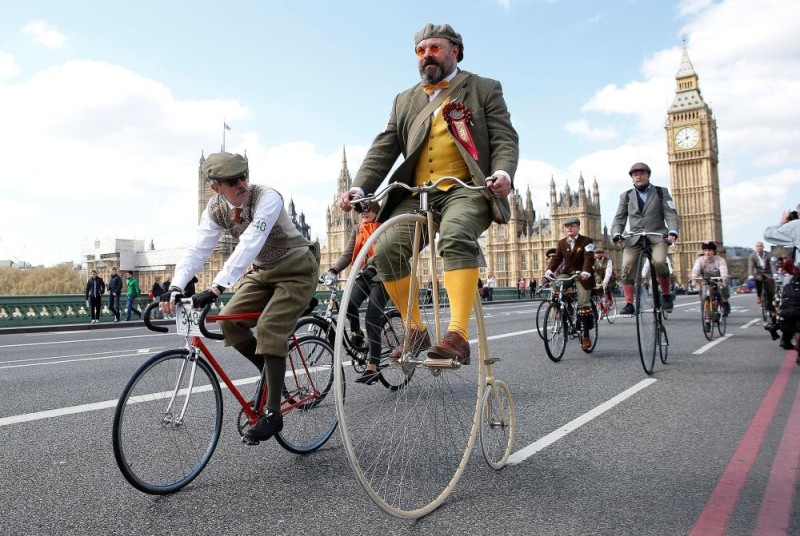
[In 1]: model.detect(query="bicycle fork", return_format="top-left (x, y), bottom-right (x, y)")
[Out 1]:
top-left (162, 348), bottom-right (201, 427)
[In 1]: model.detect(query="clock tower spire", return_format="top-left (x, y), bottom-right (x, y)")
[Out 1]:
top-left (666, 44), bottom-right (723, 286)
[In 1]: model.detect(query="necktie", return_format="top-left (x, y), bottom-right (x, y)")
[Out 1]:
top-left (569, 239), bottom-right (575, 251)
top-left (233, 207), bottom-right (242, 224)
top-left (422, 80), bottom-right (450, 96)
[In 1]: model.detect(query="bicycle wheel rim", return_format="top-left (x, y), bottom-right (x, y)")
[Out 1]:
top-left (536, 299), bottom-right (548, 340)
top-left (275, 335), bottom-right (339, 454)
top-left (112, 350), bottom-right (222, 494)
top-left (334, 212), bottom-right (482, 519)
top-left (479, 380), bottom-right (515, 469)
top-left (606, 294), bottom-right (617, 324)
top-left (543, 301), bottom-right (567, 362)
top-left (583, 301), bottom-right (599, 354)
top-left (717, 308), bottom-right (727, 336)
top-left (659, 325), bottom-right (669, 364)
top-left (635, 253), bottom-right (657, 374)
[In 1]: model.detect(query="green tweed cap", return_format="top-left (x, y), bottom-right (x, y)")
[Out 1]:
top-left (202, 152), bottom-right (248, 181)
top-left (414, 23), bottom-right (464, 62)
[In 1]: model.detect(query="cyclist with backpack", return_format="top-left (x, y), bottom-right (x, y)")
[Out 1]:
top-left (611, 162), bottom-right (680, 316)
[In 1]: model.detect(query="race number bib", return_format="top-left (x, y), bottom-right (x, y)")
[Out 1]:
top-left (175, 303), bottom-right (203, 337)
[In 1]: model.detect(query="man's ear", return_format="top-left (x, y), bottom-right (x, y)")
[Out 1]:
top-left (209, 181), bottom-right (220, 194)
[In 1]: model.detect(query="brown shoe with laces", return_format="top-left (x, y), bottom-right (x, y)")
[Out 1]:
top-left (581, 335), bottom-right (592, 351)
top-left (424, 331), bottom-right (471, 367)
top-left (389, 328), bottom-right (431, 361)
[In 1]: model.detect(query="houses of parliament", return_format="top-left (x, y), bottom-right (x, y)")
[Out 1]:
top-left (83, 46), bottom-right (726, 292)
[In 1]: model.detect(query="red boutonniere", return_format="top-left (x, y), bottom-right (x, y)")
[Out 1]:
top-left (442, 102), bottom-right (479, 161)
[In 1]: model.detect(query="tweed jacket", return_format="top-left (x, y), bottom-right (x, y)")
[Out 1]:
top-left (353, 70), bottom-right (519, 220)
top-left (610, 184), bottom-right (681, 247)
top-left (547, 234), bottom-right (596, 290)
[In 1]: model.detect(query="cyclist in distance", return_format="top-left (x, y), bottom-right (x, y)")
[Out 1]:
top-left (320, 199), bottom-right (389, 384)
top-left (594, 248), bottom-right (614, 304)
top-left (159, 152), bottom-right (319, 444)
top-left (545, 217), bottom-right (596, 350)
top-left (337, 23), bottom-right (519, 366)
top-left (691, 241), bottom-right (731, 317)
top-left (611, 162), bottom-right (680, 316)
top-left (749, 241), bottom-right (775, 309)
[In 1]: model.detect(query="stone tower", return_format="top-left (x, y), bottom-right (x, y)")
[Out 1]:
top-left (320, 147), bottom-right (358, 273)
top-left (666, 44), bottom-right (723, 284)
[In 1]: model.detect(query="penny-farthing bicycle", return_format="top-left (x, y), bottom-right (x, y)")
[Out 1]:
top-left (334, 178), bottom-right (515, 519)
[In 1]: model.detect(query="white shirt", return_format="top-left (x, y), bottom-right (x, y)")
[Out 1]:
top-left (172, 189), bottom-right (283, 291)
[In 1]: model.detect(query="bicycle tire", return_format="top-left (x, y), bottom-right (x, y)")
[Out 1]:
top-left (543, 301), bottom-right (567, 362)
top-left (112, 349), bottom-right (223, 494)
top-left (535, 298), bottom-right (549, 339)
top-left (761, 296), bottom-right (768, 322)
top-left (581, 301), bottom-right (599, 354)
top-left (659, 324), bottom-right (669, 364)
top-left (606, 292), bottom-right (617, 324)
top-left (275, 335), bottom-right (339, 454)
top-left (479, 380), bottom-right (515, 469)
top-left (334, 212), bottom-right (483, 519)
top-left (701, 295), bottom-right (715, 341)
top-left (635, 251), bottom-right (657, 375)
top-left (717, 301), bottom-right (727, 337)
top-left (295, 315), bottom-right (368, 373)
top-left (377, 309), bottom-right (414, 390)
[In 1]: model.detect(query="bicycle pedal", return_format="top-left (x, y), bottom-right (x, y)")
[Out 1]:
top-left (423, 358), bottom-right (460, 369)
top-left (241, 436), bottom-right (260, 446)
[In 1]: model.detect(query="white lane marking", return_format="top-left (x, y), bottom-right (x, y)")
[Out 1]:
top-left (0, 348), bottom-right (162, 366)
top-left (0, 333), bottom-right (171, 349)
top-left (693, 333), bottom-right (734, 354)
top-left (508, 378), bottom-right (657, 465)
top-left (0, 352), bottom-right (157, 370)
top-left (741, 319), bottom-right (760, 329)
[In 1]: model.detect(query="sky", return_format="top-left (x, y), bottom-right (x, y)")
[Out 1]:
top-left (0, 0), bottom-right (798, 267)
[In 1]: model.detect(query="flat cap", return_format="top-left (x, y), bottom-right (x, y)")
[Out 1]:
top-left (564, 217), bottom-right (581, 226)
top-left (414, 23), bottom-right (464, 62)
top-left (202, 152), bottom-right (248, 181)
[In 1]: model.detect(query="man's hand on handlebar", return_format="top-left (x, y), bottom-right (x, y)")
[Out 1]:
top-left (612, 233), bottom-right (622, 244)
top-left (667, 232), bottom-right (678, 244)
top-left (338, 188), bottom-right (363, 212)
top-left (159, 287), bottom-right (185, 315)
top-left (192, 289), bottom-right (219, 309)
top-left (484, 174), bottom-right (511, 198)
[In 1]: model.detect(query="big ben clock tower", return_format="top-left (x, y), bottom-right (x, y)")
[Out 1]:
top-left (666, 44), bottom-right (723, 285)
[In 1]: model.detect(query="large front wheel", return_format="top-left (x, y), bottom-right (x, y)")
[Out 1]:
top-left (635, 252), bottom-right (658, 375)
top-left (112, 350), bottom-right (223, 494)
top-left (334, 212), bottom-right (483, 519)
top-left (479, 380), bottom-right (515, 469)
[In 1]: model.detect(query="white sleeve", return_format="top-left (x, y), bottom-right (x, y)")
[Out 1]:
top-left (719, 258), bottom-right (729, 280)
top-left (212, 190), bottom-right (283, 289)
top-left (603, 259), bottom-right (612, 286)
top-left (172, 209), bottom-right (224, 290)
top-left (691, 259), bottom-right (701, 280)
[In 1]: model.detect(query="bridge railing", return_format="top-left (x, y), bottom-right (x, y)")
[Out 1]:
top-left (0, 287), bottom-right (534, 328)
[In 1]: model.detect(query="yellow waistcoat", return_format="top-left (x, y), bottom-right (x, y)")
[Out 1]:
top-left (414, 98), bottom-right (470, 189)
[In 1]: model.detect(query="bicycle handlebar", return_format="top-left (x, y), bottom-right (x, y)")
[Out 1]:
top-left (544, 273), bottom-right (580, 284)
top-left (142, 299), bottom-right (222, 339)
top-left (621, 231), bottom-right (668, 239)
top-left (354, 176), bottom-right (487, 207)
top-left (142, 302), bottom-right (168, 333)
top-left (197, 305), bottom-right (224, 340)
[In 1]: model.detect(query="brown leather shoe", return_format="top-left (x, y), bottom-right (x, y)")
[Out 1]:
top-left (425, 331), bottom-right (471, 366)
top-left (389, 328), bottom-right (431, 361)
top-left (581, 335), bottom-right (592, 351)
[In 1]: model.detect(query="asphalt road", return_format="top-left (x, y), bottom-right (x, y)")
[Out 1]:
top-left (1, 293), bottom-right (798, 536)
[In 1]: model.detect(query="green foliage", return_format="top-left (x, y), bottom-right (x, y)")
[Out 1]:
top-left (0, 265), bottom-right (83, 295)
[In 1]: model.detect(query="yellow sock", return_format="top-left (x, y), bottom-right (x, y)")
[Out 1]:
top-left (383, 275), bottom-right (424, 331)
top-left (443, 267), bottom-right (478, 339)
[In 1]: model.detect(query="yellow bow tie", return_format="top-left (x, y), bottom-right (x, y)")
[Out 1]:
top-left (422, 80), bottom-right (450, 96)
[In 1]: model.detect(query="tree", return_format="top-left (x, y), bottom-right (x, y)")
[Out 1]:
top-left (0, 265), bottom-right (83, 295)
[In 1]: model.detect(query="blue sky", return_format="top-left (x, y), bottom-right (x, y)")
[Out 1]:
top-left (0, 0), bottom-right (798, 266)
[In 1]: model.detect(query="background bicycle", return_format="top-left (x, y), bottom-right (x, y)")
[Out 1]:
top-left (593, 284), bottom-right (617, 324)
top-left (112, 301), bottom-right (337, 494)
top-left (295, 271), bottom-right (410, 390)
top-left (697, 276), bottom-right (727, 340)
top-left (542, 273), bottom-right (599, 362)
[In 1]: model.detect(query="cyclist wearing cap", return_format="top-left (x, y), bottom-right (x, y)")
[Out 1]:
top-left (321, 199), bottom-right (389, 385)
top-left (594, 249), bottom-right (614, 303)
top-left (691, 241), bottom-right (731, 316)
top-left (545, 218), bottom-right (596, 350)
top-left (160, 152), bottom-right (319, 444)
top-left (611, 162), bottom-right (680, 316)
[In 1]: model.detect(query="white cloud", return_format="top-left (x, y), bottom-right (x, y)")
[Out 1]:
top-left (0, 52), bottom-right (20, 79)
top-left (564, 119), bottom-right (617, 141)
top-left (22, 20), bottom-right (66, 49)
top-left (494, 0), bottom-right (511, 9)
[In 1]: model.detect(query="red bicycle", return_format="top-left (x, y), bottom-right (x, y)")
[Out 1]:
top-left (593, 284), bottom-right (618, 324)
top-left (112, 300), bottom-right (337, 494)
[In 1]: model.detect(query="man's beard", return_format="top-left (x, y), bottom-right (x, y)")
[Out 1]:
top-left (419, 59), bottom-right (445, 84)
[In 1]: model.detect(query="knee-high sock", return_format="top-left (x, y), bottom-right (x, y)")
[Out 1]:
top-left (443, 267), bottom-right (478, 339)
top-left (623, 284), bottom-right (635, 305)
top-left (264, 354), bottom-right (286, 414)
top-left (383, 274), bottom-right (423, 330)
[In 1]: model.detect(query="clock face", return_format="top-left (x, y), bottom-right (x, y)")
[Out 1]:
top-left (675, 127), bottom-right (699, 149)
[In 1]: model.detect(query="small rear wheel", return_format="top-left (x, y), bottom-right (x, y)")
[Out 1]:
top-left (659, 324), bottom-right (669, 364)
top-left (479, 381), bottom-right (515, 469)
